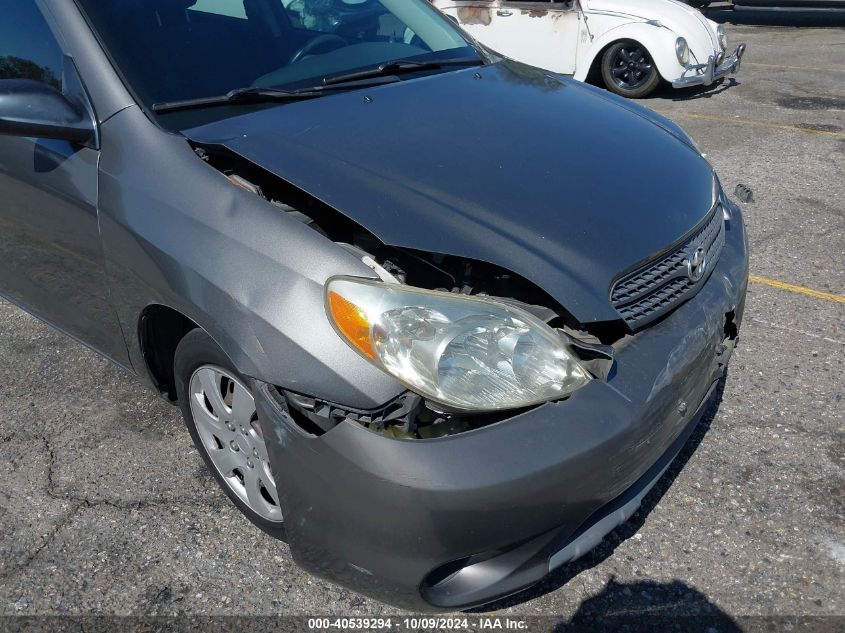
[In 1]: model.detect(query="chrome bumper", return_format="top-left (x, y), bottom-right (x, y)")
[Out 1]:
top-left (673, 43), bottom-right (747, 88)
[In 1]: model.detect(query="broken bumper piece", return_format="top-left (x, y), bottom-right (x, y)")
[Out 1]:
top-left (253, 203), bottom-right (749, 611)
top-left (673, 43), bottom-right (747, 88)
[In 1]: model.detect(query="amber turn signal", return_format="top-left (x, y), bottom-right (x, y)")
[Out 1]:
top-left (327, 290), bottom-right (376, 359)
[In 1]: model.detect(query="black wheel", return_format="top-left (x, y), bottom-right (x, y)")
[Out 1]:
top-left (601, 41), bottom-right (661, 98)
top-left (174, 328), bottom-right (287, 541)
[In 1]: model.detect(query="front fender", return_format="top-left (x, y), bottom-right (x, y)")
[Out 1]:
top-left (575, 21), bottom-right (684, 83)
top-left (97, 106), bottom-right (405, 409)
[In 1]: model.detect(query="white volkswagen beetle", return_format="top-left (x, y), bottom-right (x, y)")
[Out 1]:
top-left (431, 0), bottom-right (746, 97)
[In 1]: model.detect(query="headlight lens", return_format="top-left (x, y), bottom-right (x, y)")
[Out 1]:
top-left (675, 37), bottom-right (690, 65)
top-left (717, 25), bottom-right (728, 50)
top-left (326, 277), bottom-right (591, 411)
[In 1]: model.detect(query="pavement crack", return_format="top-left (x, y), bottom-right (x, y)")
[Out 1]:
top-left (43, 435), bottom-right (57, 494)
top-left (39, 434), bottom-right (216, 511)
top-left (0, 499), bottom-right (87, 580)
top-left (748, 317), bottom-right (845, 346)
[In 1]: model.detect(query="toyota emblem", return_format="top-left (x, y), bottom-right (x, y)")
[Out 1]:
top-left (687, 247), bottom-right (708, 282)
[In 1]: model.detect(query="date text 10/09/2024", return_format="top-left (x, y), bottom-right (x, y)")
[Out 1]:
top-left (308, 617), bottom-right (530, 630)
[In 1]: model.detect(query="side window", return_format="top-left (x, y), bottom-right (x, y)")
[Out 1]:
top-left (0, 1), bottom-right (63, 90)
top-left (190, 0), bottom-right (248, 19)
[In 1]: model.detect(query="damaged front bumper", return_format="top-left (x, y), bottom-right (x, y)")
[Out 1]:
top-left (673, 43), bottom-right (747, 88)
top-left (253, 202), bottom-right (749, 611)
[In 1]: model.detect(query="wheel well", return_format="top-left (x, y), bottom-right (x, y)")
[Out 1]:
top-left (585, 41), bottom-right (616, 85)
top-left (139, 305), bottom-right (198, 401)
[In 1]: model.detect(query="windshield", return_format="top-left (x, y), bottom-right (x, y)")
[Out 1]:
top-left (76, 0), bottom-right (478, 119)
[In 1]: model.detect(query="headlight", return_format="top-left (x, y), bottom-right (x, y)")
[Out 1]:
top-left (717, 25), bottom-right (728, 50)
top-left (326, 277), bottom-right (591, 411)
top-left (675, 37), bottom-right (690, 65)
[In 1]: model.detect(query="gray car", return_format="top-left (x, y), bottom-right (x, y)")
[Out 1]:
top-left (0, 0), bottom-right (748, 611)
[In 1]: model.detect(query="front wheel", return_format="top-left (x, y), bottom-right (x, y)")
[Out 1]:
top-left (174, 328), bottom-right (286, 540)
top-left (601, 41), bottom-right (661, 98)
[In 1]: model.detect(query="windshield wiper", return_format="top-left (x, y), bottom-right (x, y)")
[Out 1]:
top-left (322, 57), bottom-right (484, 86)
top-left (152, 76), bottom-right (404, 114)
top-left (152, 87), bottom-right (324, 114)
top-left (151, 59), bottom-right (480, 114)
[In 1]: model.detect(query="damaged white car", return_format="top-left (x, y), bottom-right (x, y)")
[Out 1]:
top-left (432, 0), bottom-right (746, 97)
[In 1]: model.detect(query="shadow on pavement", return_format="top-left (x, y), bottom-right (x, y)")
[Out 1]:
top-left (554, 577), bottom-right (742, 632)
top-left (647, 77), bottom-right (741, 102)
top-left (705, 6), bottom-right (845, 27)
top-left (469, 378), bottom-right (729, 615)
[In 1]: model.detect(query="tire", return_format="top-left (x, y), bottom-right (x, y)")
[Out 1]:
top-left (174, 328), bottom-right (287, 541)
top-left (601, 41), bottom-right (661, 98)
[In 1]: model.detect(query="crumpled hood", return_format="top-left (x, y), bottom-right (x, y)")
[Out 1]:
top-left (184, 62), bottom-right (716, 324)
top-left (584, 0), bottom-right (718, 50)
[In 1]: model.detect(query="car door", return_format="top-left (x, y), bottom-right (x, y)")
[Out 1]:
top-left (434, 0), bottom-right (581, 74)
top-left (0, 1), bottom-right (129, 365)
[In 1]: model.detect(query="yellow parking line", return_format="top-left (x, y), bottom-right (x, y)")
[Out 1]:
top-left (749, 274), bottom-right (845, 304)
top-left (744, 62), bottom-right (845, 73)
top-left (655, 112), bottom-right (845, 138)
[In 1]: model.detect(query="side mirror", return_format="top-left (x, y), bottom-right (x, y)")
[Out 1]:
top-left (0, 79), bottom-right (95, 144)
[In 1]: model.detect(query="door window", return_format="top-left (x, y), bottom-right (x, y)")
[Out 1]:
top-left (0, 1), bottom-right (63, 90)
top-left (190, 0), bottom-right (248, 19)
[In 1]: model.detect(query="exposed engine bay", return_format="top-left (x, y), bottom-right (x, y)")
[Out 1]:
top-left (195, 142), bottom-right (618, 438)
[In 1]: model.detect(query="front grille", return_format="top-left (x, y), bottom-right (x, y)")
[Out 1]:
top-left (611, 205), bottom-right (725, 329)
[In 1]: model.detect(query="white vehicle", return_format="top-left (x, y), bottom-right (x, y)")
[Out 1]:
top-left (431, 0), bottom-right (746, 97)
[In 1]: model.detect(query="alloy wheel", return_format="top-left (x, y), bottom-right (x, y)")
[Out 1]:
top-left (189, 365), bottom-right (282, 522)
top-left (610, 45), bottom-right (654, 90)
